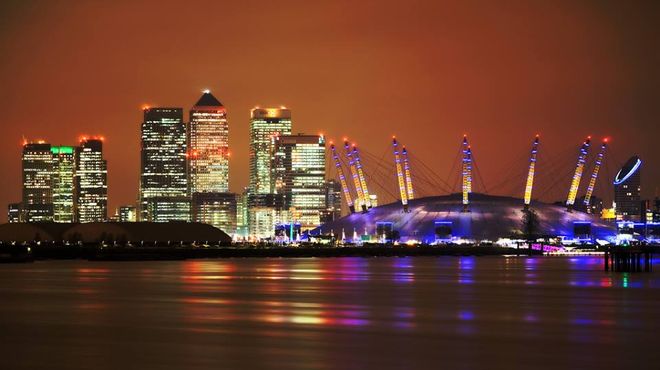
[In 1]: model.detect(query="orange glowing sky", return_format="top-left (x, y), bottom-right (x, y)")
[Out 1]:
top-left (0, 0), bottom-right (658, 220)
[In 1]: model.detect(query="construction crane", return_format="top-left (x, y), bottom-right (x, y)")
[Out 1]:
top-left (583, 138), bottom-right (608, 212)
top-left (352, 144), bottom-right (372, 209)
top-left (462, 136), bottom-right (472, 212)
top-left (329, 142), bottom-right (355, 213)
top-left (523, 135), bottom-right (540, 209)
top-left (344, 140), bottom-right (367, 212)
top-left (392, 137), bottom-right (409, 212)
top-left (566, 136), bottom-right (591, 209)
top-left (402, 146), bottom-right (415, 201)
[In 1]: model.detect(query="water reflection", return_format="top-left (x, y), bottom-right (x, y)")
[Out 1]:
top-left (0, 257), bottom-right (658, 370)
top-left (392, 258), bottom-right (415, 283)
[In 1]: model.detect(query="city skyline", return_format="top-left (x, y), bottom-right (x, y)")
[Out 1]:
top-left (1, 3), bottom-right (659, 369)
top-left (7, 91), bottom-right (657, 224)
top-left (0, 1), bottom-right (659, 223)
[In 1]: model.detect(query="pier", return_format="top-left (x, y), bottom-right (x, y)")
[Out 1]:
top-left (604, 246), bottom-right (653, 272)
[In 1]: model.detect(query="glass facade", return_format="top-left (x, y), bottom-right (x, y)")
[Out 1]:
top-left (235, 189), bottom-right (249, 239)
top-left (247, 193), bottom-right (287, 240)
top-left (140, 107), bottom-right (190, 222)
top-left (249, 108), bottom-right (292, 195)
top-left (188, 92), bottom-right (235, 230)
top-left (188, 91), bottom-right (229, 193)
top-left (192, 192), bottom-right (237, 235)
top-left (321, 179), bottom-right (342, 224)
top-left (272, 134), bottom-right (326, 230)
top-left (249, 206), bottom-right (289, 240)
top-left (75, 139), bottom-right (108, 223)
top-left (51, 146), bottom-right (76, 223)
top-left (144, 198), bottom-right (190, 222)
top-left (22, 142), bottom-right (54, 222)
top-left (247, 108), bottom-right (292, 238)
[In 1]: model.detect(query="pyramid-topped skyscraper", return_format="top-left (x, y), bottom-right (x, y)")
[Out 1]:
top-left (188, 90), bottom-right (229, 193)
top-left (188, 90), bottom-right (236, 235)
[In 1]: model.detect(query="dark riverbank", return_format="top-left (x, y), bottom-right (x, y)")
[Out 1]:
top-left (2, 244), bottom-right (545, 262)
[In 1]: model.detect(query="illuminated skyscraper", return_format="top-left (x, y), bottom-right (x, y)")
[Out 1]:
top-left (272, 134), bottom-right (326, 230)
top-left (22, 142), bottom-right (54, 222)
top-left (188, 91), bottom-right (229, 193)
top-left (140, 107), bottom-right (190, 222)
top-left (75, 138), bottom-right (108, 223)
top-left (247, 107), bottom-right (292, 238)
top-left (51, 146), bottom-right (76, 223)
top-left (188, 91), bottom-right (236, 231)
top-left (614, 156), bottom-right (642, 221)
top-left (249, 108), bottom-right (292, 194)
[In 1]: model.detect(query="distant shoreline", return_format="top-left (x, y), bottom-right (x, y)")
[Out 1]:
top-left (2, 245), bottom-right (544, 262)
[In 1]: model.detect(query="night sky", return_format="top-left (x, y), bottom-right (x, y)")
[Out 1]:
top-left (0, 0), bottom-right (658, 221)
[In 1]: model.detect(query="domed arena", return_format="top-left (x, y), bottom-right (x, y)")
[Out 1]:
top-left (313, 193), bottom-right (616, 243)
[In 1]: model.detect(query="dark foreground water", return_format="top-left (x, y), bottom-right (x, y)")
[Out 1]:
top-left (1, 257), bottom-right (659, 370)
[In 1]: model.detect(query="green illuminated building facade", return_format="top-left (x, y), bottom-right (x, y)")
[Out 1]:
top-left (51, 146), bottom-right (76, 223)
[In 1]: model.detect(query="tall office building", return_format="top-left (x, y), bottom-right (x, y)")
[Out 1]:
top-left (272, 134), bottom-right (326, 230)
top-left (249, 108), bottom-right (292, 194)
top-left (22, 142), bottom-right (54, 222)
top-left (321, 179), bottom-right (342, 224)
top-left (188, 90), bottom-right (229, 193)
top-left (248, 107), bottom-right (292, 238)
top-left (140, 107), bottom-right (190, 222)
top-left (51, 146), bottom-right (76, 222)
top-left (188, 91), bottom-right (235, 231)
top-left (75, 138), bottom-right (108, 223)
top-left (614, 156), bottom-right (642, 221)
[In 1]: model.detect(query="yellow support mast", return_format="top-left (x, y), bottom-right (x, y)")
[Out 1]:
top-left (566, 137), bottom-right (591, 210)
top-left (392, 137), bottom-right (409, 213)
top-left (523, 135), bottom-right (540, 209)
top-left (583, 139), bottom-right (608, 212)
top-left (352, 144), bottom-right (372, 210)
top-left (402, 146), bottom-right (415, 201)
top-left (330, 142), bottom-right (355, 213)
top-left (344, 140), bottom-right (366, 212)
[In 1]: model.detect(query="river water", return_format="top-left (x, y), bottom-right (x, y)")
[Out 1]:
top-left (1, 256), bottom-right (658, 370)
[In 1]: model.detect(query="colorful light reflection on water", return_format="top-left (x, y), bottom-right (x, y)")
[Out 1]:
top-left (0, 256), bottom-right (658, 370)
